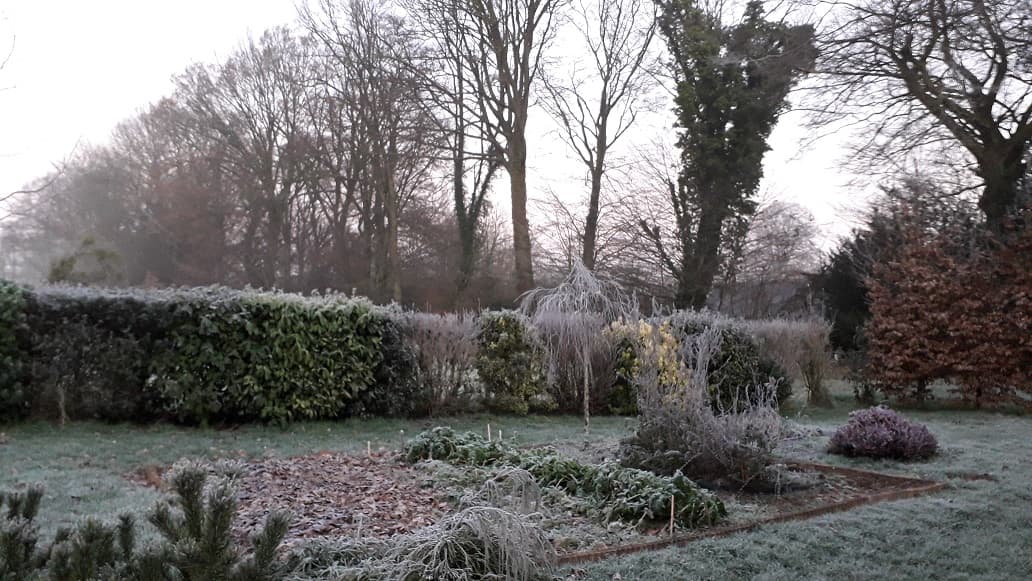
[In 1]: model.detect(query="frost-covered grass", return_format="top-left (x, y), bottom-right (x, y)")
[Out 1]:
top-left (575, 409), bottom-right (1032, 580)
top-left (0, 414), bottom-right (635, 536)
top-left (3, 405), bottom-right (1031, 580)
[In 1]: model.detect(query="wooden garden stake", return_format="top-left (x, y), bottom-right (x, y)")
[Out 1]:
top-left (487, 423), bottom-right (492, 442)
top-left (367, 441), bottom-right (371, 457)
top-left (669, 495), bottom-right (675, 536)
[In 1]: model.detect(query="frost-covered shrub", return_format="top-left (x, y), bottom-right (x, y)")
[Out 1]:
top-left (746, 316), bottom-right (834, 407)
top-left (827, 406), bottom-right (938, 460)
top-left (475, 311), bottom-right (549, 415)
top-left (667, 311), bottom-right (790, 411)
top-left (404, 427), bottom-right (726, 528)
top-left (620, 325), bottom-right (787, 491)
top-left (403, 311), bottom-right (480, 415)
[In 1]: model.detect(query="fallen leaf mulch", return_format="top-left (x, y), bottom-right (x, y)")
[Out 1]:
top-left (128, 452), bottom-right (944, 557)
top-left (131, 452), bottom-right (453, 547)
top-left (233, 452), bottom-right (451, 545)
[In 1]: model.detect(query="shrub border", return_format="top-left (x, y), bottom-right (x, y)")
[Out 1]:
top-left (557, 461), bottom-right (946, 565)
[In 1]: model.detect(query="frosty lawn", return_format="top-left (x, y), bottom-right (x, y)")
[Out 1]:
top-left (1, 409), bottom-right (1030, 579)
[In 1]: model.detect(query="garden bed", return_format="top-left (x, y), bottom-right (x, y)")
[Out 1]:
top-left (129, 451), bottom-right (945, 557)
top-left (560, 461), bottom-right (945, 564)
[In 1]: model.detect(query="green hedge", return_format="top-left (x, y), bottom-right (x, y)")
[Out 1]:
top-left (0, 280), bottom-right (29, 421)
top-left (3, 285), bottom-right (418, 425)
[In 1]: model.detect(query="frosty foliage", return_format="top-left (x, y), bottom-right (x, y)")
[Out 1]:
top-left (518, 261), bottom-right (639, 429)
top-left (828, 406), bottom-right (938, 460)
top-left (621, 324), bottom-right (788, 491)
top-left (402, 311), bottom-right (480, 414)
top-left (745, 316), bottom-right (834, 407)
top-left (285, 506), bottom-right (555, 581)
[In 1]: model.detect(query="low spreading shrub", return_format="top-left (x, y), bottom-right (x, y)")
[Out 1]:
top-left (404, 427), bottom-right (726, 528)
top-left (0, 464), bottom-right (291, 580)
top-left (827, 406), bottom-right (938, 460)
top-left (0, 280), bottom-right (29, 421)
top-left (475, 311), bottom-right (549, 415)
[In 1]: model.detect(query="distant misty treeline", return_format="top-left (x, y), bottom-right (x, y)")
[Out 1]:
top-left (0, 0), bottom-right (820, 314)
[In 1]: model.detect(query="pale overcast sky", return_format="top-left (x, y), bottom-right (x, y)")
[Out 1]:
top-left (0, 0), bottom-right (865, 248)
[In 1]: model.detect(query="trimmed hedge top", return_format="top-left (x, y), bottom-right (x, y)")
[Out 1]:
top-left (2, 283), bottom-right (416, 425)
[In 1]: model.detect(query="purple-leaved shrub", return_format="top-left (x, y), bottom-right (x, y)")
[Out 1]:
top-left (828, 406), bottom-right (938, 460)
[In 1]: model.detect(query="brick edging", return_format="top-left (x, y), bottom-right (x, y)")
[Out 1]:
top-left (557, 462), bottom-right (947, 566)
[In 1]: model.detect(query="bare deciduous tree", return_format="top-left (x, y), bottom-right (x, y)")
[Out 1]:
top-left (412, 0), bottom-right (567, 293)
top-left (810, 0), bottom-right (1032, 230)
top-left (302, 0), bottom-right (439, 301)
top-left (542, 0), bottom-right (657, 270)
top-left (715, 198), bottom-right (821, 318)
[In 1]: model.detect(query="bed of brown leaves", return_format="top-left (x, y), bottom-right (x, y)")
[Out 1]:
top-left (133, 452), bottom-right (454, 546)
top-left (233, 452), bottom-right (453, 545)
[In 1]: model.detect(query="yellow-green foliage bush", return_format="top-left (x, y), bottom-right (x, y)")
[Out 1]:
top-left (609, 313), bottom-right (790, 413)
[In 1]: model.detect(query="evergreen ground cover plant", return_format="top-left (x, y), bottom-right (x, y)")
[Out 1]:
top-left (404, 427), bottom-right (726, 529)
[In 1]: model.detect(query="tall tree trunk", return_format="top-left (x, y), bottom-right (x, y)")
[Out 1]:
top-left (453, 91), bottom-right (477, 300)
top-left (978, 148), bottom-right (1026, 232)
top-left (510, 134), bottom-right (535, 293)
top-left (678, 204), bottom-right (725, 310)
top-left (386, 172), bottom-right (402, 303)
top-left (582, 145), bottom-right (606, 270)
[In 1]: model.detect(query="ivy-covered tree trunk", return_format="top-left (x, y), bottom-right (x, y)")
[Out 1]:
top-left (648, 1), bottom-right (815, 309)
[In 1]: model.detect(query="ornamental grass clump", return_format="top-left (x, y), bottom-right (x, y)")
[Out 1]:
top-left (828, 406), bottom-right (938, 460)
top-left (285, 506), bottom-right (555, 581)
